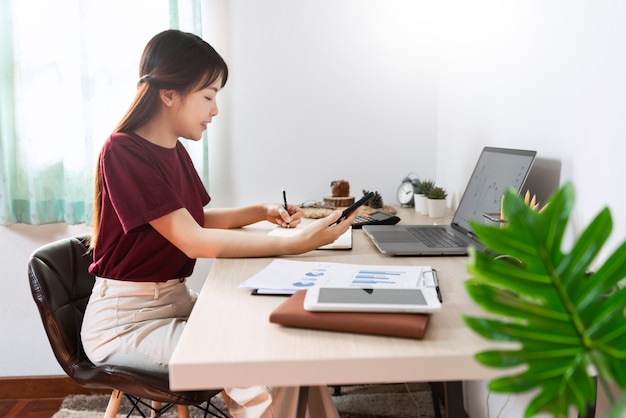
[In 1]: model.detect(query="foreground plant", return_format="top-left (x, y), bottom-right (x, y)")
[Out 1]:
top-left (463, 182), bottom-right (626, 417)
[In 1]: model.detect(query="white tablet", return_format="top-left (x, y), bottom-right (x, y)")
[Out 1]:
top-left (303, 287), bottom-right (441, 313)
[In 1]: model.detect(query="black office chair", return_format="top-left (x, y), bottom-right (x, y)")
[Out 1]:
top-left (28, 235), bottom-right (228, 418)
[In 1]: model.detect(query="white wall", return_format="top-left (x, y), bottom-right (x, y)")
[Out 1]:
top-left (435, 1), bottom-right (626, 263)
top-left (207, 0), bottom-right (439, 208)
top-left (2, 0), bottom-right (624, 416)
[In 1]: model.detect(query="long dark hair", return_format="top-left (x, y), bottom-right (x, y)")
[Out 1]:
top-left (90, 30), bottom-right (228, 249)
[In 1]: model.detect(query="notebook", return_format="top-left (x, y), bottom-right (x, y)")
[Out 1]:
top-left (363, 147), bottom-right (537, 256)
top-left (269, 290), bottom-right (431, 339)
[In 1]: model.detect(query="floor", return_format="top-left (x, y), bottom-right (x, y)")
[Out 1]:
top-left (0, 398), bottom-right (64, 418)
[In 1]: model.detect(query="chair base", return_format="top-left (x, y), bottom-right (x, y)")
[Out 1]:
top-left (104, 389), bottom-right (230, 418)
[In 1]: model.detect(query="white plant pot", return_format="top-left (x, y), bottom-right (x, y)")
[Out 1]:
top-left (414, 194), bottom-right (428, 214)
top-left (427, 199), bottom-right (447, 218)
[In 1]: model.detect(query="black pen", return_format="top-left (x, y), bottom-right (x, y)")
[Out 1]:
top-left (282, 188), bottom-right (290, 228)
top-left (432, 269), bottom-right (443, 303)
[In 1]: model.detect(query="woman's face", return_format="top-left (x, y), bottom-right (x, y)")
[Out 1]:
top-left (171, 77), bottom-right (222, 141)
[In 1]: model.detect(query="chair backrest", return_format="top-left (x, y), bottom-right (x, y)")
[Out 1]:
top-left (28, 235), bottom-right (95, 380)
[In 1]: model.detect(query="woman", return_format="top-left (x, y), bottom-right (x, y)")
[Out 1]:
top-left (81, 29), bottom-right (355, 417)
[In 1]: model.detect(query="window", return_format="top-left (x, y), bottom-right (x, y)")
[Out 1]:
top-left (0, 0), bottom-right (206, 225)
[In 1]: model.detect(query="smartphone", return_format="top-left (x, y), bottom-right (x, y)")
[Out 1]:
top-left (329, 191), bottom-right (375, 226)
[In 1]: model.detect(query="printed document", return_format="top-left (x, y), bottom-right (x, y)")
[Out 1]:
top-left (240, 259), bottom-right (432, 295)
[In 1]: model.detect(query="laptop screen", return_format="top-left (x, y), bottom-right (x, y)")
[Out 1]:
top-left (452, 147), bottom-right (536, 234)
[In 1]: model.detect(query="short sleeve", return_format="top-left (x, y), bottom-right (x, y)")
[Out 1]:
top-left (100, 133), bottom-right (209, 233)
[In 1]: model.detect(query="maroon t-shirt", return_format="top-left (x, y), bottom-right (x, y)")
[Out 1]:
top-left (89, 132), bottom-right (210, 282)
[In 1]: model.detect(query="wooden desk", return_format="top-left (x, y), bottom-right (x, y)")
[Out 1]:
top-left (169, 208), bottom-right (509, 417)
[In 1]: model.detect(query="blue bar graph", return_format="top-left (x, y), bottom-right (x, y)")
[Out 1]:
top-left (351, 269), bottom-right (405, 286)
top-left (353, 279), bottom-right (397, 285)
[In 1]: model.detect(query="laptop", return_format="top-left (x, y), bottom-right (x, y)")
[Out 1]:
top-left (363, 147), bottom-right (537, 256)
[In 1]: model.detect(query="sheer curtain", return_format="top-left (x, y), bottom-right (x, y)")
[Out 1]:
top-left (0, 0), bottom-right (206, 225)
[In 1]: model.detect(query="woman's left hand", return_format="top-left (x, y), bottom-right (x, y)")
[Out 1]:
top-left (266, 203), bottom-right (304, 228)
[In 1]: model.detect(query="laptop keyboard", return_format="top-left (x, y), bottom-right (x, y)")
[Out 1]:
top-left (406, 227), bottom-right (466, 248)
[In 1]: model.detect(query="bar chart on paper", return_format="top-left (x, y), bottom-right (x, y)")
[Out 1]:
top-left (352, 269), bottom-right (406, 285)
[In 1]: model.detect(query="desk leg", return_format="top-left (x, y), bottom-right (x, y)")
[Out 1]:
top-left (296, 386), bottom-right (309, 418)
top-left (444, 381), bottom-right (464, 418)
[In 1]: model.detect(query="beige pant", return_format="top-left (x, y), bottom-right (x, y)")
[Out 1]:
top-left (81, 277), bottom-right (338, 418)
top-left (223, 386), bottom-right (339, 418)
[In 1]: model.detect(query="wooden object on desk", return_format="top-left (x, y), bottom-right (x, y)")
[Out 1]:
top-left (323, 195), bottom-right (355, 207)
top-left (270, 290), bottom-right (430, 339)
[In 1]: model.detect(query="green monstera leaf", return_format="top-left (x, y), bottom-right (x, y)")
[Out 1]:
top-left (463, 182), bottom-right (626, 417)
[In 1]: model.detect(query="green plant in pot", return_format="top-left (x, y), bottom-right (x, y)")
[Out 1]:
top-left (417, 180), bottom-right (435, 196)
top-left (426, 186), bottom-right (448, 218)
top-left (463, 182), bottom-right (626, 417)
top-left (427, 186), bottom-right (447, 200)
top-left (414, 180), bottom-right (435, 214)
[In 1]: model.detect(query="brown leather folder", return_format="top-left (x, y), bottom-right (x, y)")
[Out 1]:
top-left (269, 290), bottom-right (431, 339)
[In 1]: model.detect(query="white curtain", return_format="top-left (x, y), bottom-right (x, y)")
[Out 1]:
top-left (0, 0), bottom-right (207, 225)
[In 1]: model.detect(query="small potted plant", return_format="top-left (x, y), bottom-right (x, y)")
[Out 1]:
top-left (426, 186), bottom-right (447, 218)
top-left (414, 180), bottom-right (435, 215)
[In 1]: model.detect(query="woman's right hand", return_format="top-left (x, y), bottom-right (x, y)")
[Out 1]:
top-left (295, 209), bottom-right (359, 252)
